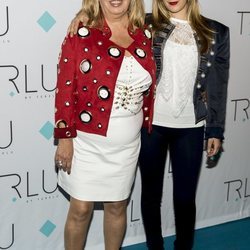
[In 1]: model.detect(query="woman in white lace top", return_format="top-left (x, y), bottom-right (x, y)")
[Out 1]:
top-left (139, 1), bottom-right (230, 250)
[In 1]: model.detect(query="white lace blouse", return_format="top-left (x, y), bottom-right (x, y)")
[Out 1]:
top-left (153, 17), bottom-right (205, 128)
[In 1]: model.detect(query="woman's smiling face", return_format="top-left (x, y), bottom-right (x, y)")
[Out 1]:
top-left (99, 0), bottom-right (131, 19)
top-left (163, 0), bottom-right (189, 19)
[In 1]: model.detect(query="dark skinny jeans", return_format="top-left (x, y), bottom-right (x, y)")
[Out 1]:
top-left (139, 125), bottom-right (204, 250)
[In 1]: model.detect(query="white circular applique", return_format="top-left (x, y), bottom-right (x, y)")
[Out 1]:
top-left (108, 47), bottom-right (121, 58)
top-left (79, 111), bottom-right (92, 123)
top-left (98, 86), bottom-right (110, 100)
top-left (80, 60), bottom-right (92, 73)
top-left (78, 27), bottom-right (90, 37)
top-left (135, 48), bottom-right (146, 58)
top-left (144, 29), bottom-right (152, 39)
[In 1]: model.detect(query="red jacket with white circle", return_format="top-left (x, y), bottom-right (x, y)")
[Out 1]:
top-left (54, 23), bottom-right (156, 138)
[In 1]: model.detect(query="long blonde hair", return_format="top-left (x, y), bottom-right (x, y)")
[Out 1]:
top-left (152, 0), bottom-right (214, 53)
top-left (81, 0), bottom-right (145, 30)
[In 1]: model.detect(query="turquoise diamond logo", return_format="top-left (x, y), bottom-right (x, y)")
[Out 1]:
top-left (40, 220), bottom-right (56, 237)
top-left (9, 91), bottom-right (15, 97)
top-left (39, 121), bottom-right (54, 140)
top-left (37, 11), bottom-right (56, 32)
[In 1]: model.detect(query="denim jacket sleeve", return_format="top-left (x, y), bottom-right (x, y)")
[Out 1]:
top-left (205, 20), bottom-right (230, 140)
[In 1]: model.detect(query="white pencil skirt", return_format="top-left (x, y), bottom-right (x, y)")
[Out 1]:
top-left (58, 111), bottom-right (143, 201)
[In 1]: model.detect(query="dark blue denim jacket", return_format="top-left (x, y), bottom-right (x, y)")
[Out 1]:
top-left (147, 16), bottom-right (230, 139)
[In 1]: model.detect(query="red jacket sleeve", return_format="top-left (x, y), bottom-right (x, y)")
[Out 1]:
top-left (54, 36), bottom-right (77, 138)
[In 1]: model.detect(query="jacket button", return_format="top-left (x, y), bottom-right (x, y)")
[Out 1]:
top-left (66, 131), bottom-right (71, 137)
top-left (66, 80), bottom-right (71, 86)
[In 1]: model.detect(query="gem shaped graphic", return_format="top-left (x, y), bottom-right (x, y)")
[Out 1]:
top-left (39, 220), bottom-right (56, 237)
top-left (39, 121), bottom-right (54, 140)
top-left (9, 91), bottom-right (15, 97)
top-left (37, 11), bottom-right (56, 32)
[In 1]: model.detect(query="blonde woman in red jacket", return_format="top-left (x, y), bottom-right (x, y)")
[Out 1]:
top-left (54, 0), bottom-right (156, 249)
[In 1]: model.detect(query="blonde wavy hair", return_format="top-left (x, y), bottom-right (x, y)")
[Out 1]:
top-left (152, 0), bottom-right (214, 53)
top-left (80, 0), bottom-right (145, 30)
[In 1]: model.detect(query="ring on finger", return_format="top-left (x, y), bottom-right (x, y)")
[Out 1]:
top-left (57, 160), bottom-right (63, 167)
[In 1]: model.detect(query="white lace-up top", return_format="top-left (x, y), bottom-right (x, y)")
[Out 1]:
top-left (153, 18), bottom-right (204, 128)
